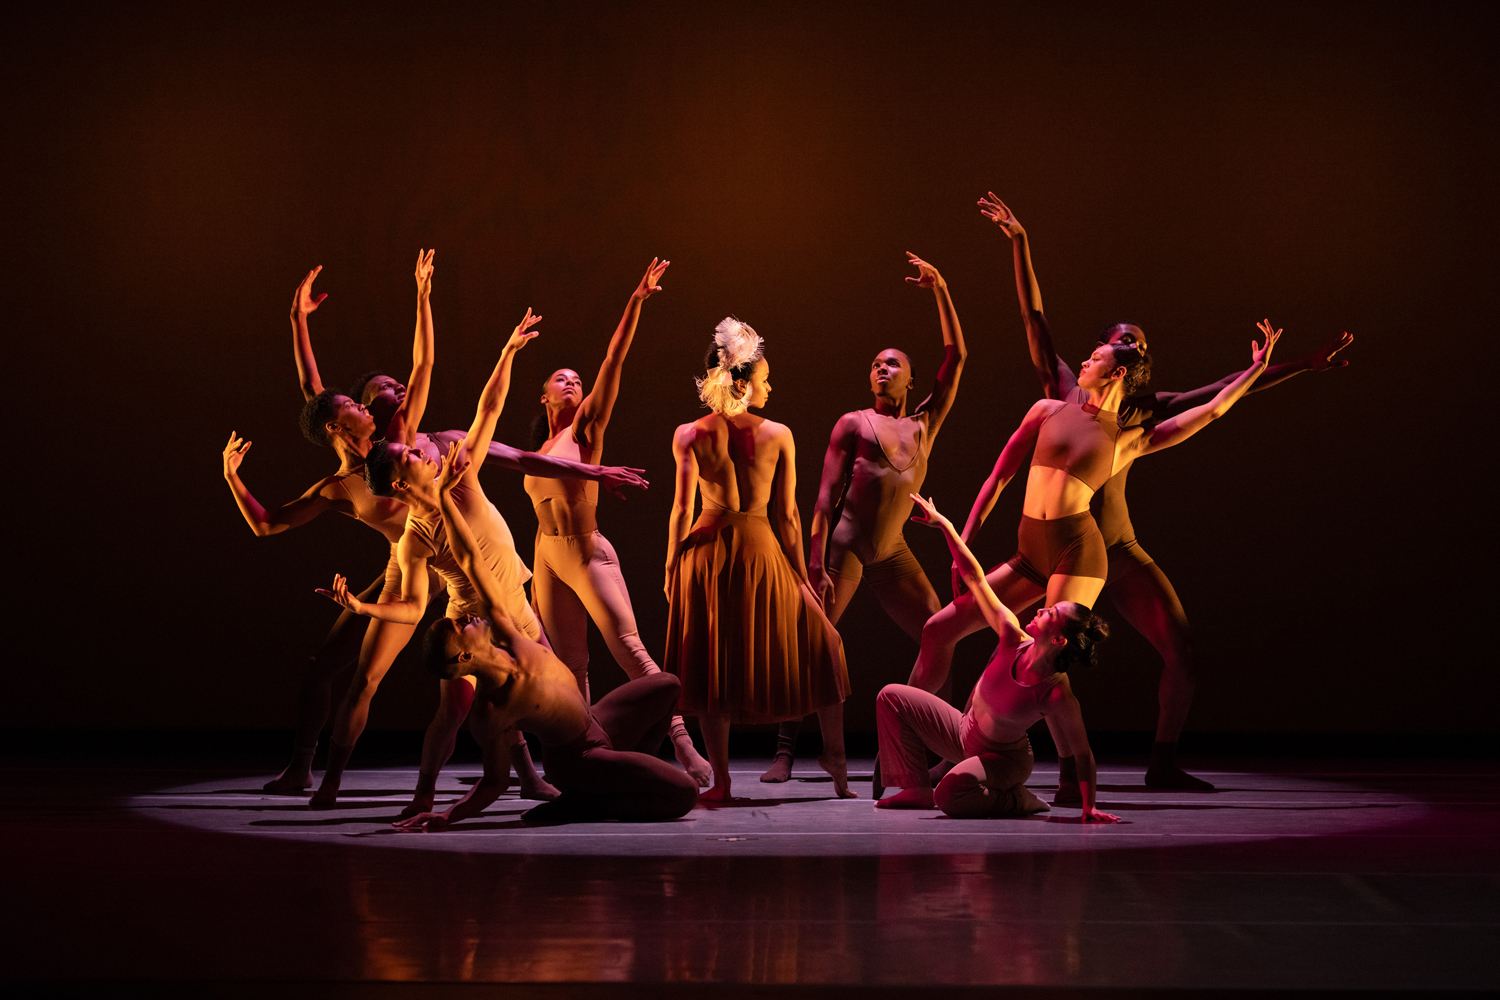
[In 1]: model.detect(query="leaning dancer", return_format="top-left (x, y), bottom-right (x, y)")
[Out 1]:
top-left (226, 259), bottom-right (646, 794)
top-left (664, 319), bottom-right (854, 802)
top-left (877, 494), bottom-right (1119, 823)
top-left (395, 444), bottom-right (699, 829)
top-left (762, 253), bottom-right (967, 783)
top-left (525, 258), bottom-right (711, 785)
top-left (978, 192), bottom-right (1352, 792)
top-left (318, 311), bottom-right (559, 811)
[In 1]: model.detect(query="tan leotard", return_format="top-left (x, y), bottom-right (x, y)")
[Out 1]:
top-left (1031, 401), bottom-right (1120, 491)
top-left (324, 469), bottom-right (410, 544)
top-left (402, 477), bottom-right (531, 619)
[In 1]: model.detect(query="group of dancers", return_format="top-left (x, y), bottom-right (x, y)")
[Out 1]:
top-left (223, 193), bottom-right (1352, 827)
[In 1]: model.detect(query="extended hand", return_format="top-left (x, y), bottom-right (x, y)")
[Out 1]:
top-left (414, 249), bottom-right (436, 298)
top-left (222, 432), bottom-right (251, 477)
top-left (1252, 319), bottom-right (1282, 367)
top-left (1304, 329), bottom-right (1353, 371)
top-left (1082, 806), bottom-right (1122, 824)
top-left (597, 466), bottom-right (649, 499)
top-left (908, 493), bottom-right (951, 530)
top-left (634, 257), bottom-right (670, 300)
top-left (291, 266), bottom-right (327, 317)
top-left (905, 252), bottom-right (943, 289)
top-left (437, 440), bottom-right (470, 494)
top-left (977, 191), bottom-right (1024, 238)
top-left (393, 810), bottom-right (450, 832)
top-left (315, 573), bottom-right (362, 614)
top-left (506, 308), bottom-right (542, 353)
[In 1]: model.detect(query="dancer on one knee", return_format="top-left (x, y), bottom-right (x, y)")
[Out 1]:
top-left (762, 253), bottom-right (967, 783)
top-left (877, 494), bottom-right (1118, 822)
top-left (225, 258), bottom-right (647, 794)
top-left (395, 444), bottom-right (699, 829)
top-left (665, 319), bottom-right (854, 802)
top-left (978, 192), bottom-right (1352, 792)
top-left (318, 310), bottom-right (561, 811)
top-left (524, 258), bottom-right (711, 785)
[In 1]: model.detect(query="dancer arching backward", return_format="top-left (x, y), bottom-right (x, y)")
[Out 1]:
top-left (524, 258), bottom-right (712, 786)
top-left (394, 444), bottom-right (699, 830)
top-left (224, 258), bottom-right (647, 795)
top-left (762, 253), bottom-right (967, 783)
top-left (317, 311), bottom-right (560, 811)
top-left (978, 193), bottom-right (1352, 792)
top-left (664, 319), bottom-right (854, 802)
top-left (877, 494), bottom-right (1119, 823)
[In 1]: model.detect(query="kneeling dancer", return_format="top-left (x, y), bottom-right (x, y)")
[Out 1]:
top-left (398, 444), bottom-right (700, 829)
top-left (877, 494), bottom-right (1119, 822)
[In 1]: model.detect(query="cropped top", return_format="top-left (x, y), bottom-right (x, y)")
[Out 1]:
top-left (1031, 401), bottom-right (1120, 492)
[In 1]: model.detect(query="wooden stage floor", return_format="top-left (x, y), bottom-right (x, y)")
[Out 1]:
top-left (3, 757), bottom-right (1496, 997)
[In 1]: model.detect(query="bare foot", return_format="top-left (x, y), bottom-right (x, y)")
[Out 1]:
top-left (759, 753), bottom-right (793, 783)
top-left (675, 738), bottom-right (713, 787)
top-left (698, 783), bottom-right (733, 804)
top-left (262, 770), bottom-right (312, 795)
top-left (519, 774), bottom-right (561, 801)
top-left (818, 752), bottom-right (857, 799)
top-left (875, 787), bottom-right (935, 809)
top-left (398, 791), bottom-right (438, 820)
top-left (1052, 781), bottom-right (1082, 808)
top-left (308, 785), bottom-right (339, 810)
top-left (1145, 763), bottom-right (1215, 791)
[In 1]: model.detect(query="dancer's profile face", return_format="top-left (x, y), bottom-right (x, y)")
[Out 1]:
top-left (742, 359), bottom-right (771, 409)
top-left (386, 442), bottom-right (438, 491)
top-left (1025, 601), bottom-right (1078, 646)
top-left (1075, 346), bottom-right (1127, 390)
top-left (362, 376), bottom-right (407, 415)
top-left (542, 369), bottom-right (584, 409)
top-left (870, 350), bottom-right (912, 398)
top-left (328, 395), bottom-right (376, 440)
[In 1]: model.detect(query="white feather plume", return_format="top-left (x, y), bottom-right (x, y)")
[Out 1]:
top-left (696, 316), bottom-right (765, 415)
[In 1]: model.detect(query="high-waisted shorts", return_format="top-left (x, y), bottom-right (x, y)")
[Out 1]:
top-left (1006, 511), bottom-right (1108, 587)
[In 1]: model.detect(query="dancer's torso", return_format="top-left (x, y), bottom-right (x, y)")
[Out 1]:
top-left (687, 413), bottom-right (783, 516)
top-left (1025, 400), bottom-right (1120, 520)
top-left (1064, 387), bottom-right (1160, 546)
top-left (969, 641), bottom-right (1064, 744)
top-left (320, 432), bottom-right (445, 543)
top-left (475, 644), bottom-right (592, 747)
top-left (832, 408), bottom-right (931, 561)
top-left (524, 420), bottom-right (600, 537)
top-left (403, 477), bottom-right (530, 616)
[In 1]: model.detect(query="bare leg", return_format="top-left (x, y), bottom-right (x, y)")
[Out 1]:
top-left (815, 701), bottom-right (856, 799)
top-left (532, 547), bottom-right (591, 703)
top-left (402, 675), bottom-right (478, 818)
top-left (698, 713), bottom-right (733, 802)
top-left (909, 564), bottom-right (1043, 694)
top-left (509, 728), bottom-right (559, 800)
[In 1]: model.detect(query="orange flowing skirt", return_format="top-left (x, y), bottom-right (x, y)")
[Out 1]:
top-left (664, 508), bottom-right (850, 724)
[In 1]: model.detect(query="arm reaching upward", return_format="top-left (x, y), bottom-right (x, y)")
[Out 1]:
top-left (1145, 329), bottom-right (1353, 421)
top-left (808, 413), bottom-right (860, 610)
top-left (432, 444), bottom-right (525, 649)
top-left (978, 194), bottom-right (1075, 399)
top-left (289, 266), bottom-right (328, 400)
top-left (221, 432), bottom-right (337, 535)
top-left (384, 250), bottom-right (436, 446)
top-left (665, 425), bottom-right (700, 599)
top-left (454, 309), bottom-right (542, 481)
top-left (905, 253), bottom-right (967, 436)
top-left (910, 494), bottom-right (1027, 647)
top-left (576, 258), bottom-right (669, 448)
top-left (1131, 321), bottom-right (1280, 458)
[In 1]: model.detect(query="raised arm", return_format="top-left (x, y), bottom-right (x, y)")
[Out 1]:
top-left (979, 193), bottom-right (1075, 400)
top-left (808, 413), bottom-right (860, 610)
top-left (1146, 329), bottom-right (1353, 421)
top-left (910, 494), bottom-right (1026, 646)
top-left (383, 250), bottom-right (436, 446)
top-left (221, 432), bottom-right (337, 535)
top-left (1132, 322), bottom-right (1280, 458)
top-left (289, 266), bottom-right (328, 400)
top-left (420, 430), bottom-right (649, 496)
top-left (904, 253), bottom-right (967, 435)
top-left (433, 445), bottom-right (525, 648)
top-left (665, 425), bottom-right (700, 598)
top-left (317, 534), bottom-right (431, 626)
top-left (576, 258), bottom-right (669, 448)
top-left (1042, 682), bottom-right (1120, 823)
top-left (455, 309), bottom-right (542, 478)
top-left (959, 399), bottom-right (1053, 545)
top-left (773, 429), bottom-right (809, 583)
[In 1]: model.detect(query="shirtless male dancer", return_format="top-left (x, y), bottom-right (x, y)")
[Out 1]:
top-left (320, 311), bottom-right (573, 813)
top-left (225, 258), bottom-right (646, 795)
top-left (394, 443), bottom-right (699, 830)
top-left (974, 193), bottom-right (1353, 793)
top-left (762, 252), bottom-right (966, 782)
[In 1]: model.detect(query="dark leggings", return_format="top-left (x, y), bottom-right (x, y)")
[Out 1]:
top-left (541, 674), bottom-right (699, 821)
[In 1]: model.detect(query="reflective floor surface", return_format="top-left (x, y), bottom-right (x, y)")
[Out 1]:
top-left (3, 758), bottom-right (1497, 997)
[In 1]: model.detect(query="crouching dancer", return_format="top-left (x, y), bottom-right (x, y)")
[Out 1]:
top-left (397, 443), bottom-right (700, 829)
top-left (875, 494), bottom-right (1120, 822)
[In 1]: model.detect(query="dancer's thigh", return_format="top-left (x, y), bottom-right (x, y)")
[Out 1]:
top-left (532, 548), bottom-right (589, 675)
top-left (877, 684), bottom-right (968, 764)
top-left (872, 571), bottom-right (942, 642)
top-left (1105, 559), bottom-right (1190, 654)
top-left (1048, 574), bottom-right (1105, 609)
top-left (987, 563), bottom-right (1048, 615)
top-left (355, 615), bottom-right (417, 685)
top-left (572, 747), bottom-right (699, 816)
top-left (593, 674), bottom-right (680, 753)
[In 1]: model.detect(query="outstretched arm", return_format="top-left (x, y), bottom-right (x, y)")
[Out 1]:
top-left (665, 425), bottom-right (700, 599)
top-left (910, 494), bottom-right (1026, 646)
top-left (1044, 684), bottom-right (1121, 823)
top-left (318, 534), bottom-right (432, 625)
top-left (422, 430), bottom-right (649, 497)
top-left (905, 253), bottom-right (967, 436)
top-left (1134, 322), bottom-right (1281, 457)
top-left (1148, 329), bottom-right (1354, 420)
top-left (384, 250), bottom-right (436, 446)
top-left (289, 266), bottom-right (328, 400)
top-left (455, 309), bottom-right (542, 480)
top-left (221, 432), bottom-right (336, 535)
top-left (979, 194), bottom-right (1074, 399)
top-left (576, 258), bottom-right (669, 448)
top-left (808, 413), bottom-right (860, 610)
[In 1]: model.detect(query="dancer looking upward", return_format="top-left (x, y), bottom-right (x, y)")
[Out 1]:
top-left (665, 319), bottom-right (854, 802)
top-left (395, 444), bottom-right (699, 830)
top-left (978, 192), bottom-right (1352, 792)
top-left (762, 253), bottom-right (967, 783)
top-left (524, 258), bottom-right (712, 785)
top-left (225, 258), bottom-right (646, 794)
top-left (877, 494), bottom-right (1118, 822)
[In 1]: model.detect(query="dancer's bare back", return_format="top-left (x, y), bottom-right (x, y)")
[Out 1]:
top-left (676, 413), bottom-right (792, 514)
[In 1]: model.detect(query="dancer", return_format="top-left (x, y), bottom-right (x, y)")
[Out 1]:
top-left (977, 192), bottom-right (1352, 792)
top-left (315, 310), bottom-right (561, 810)
top-left (876, 494), bottom-right (1119, 822)
top-left (395, 444), bottom-right (699, 829)
top-left (664, 319), bottom-right (854, 802)
top-left (225, 259), bottom-right (646, 794)
top-left (524, 258), bottom-right (712, 785)
top-left (762, 253), bottom-right (967, 783)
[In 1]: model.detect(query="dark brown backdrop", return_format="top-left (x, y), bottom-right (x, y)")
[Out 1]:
top-left (7, 2), bottom-right (1494, 736)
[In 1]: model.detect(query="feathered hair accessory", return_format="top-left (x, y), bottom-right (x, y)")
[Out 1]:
top-left (696, 316), bottom-right (765, 416)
